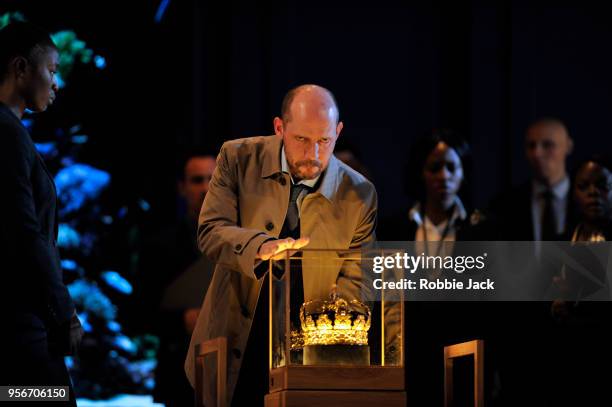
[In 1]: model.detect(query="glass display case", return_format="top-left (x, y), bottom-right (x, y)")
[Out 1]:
top-left (265, 249), bottom-right (406, 407)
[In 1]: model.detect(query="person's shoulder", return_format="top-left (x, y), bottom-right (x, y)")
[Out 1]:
top-left (0, 110), bottom-right (27, 139)
top-left (221, 135), bottom-right (275, 152)
top-left (0, 111), bottom-right (33, 159)
top-left (218, 135), bottom-right (277, 162)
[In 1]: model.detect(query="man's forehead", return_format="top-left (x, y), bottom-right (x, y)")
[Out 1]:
top-left (285, 107), bottom-right (337, 130)
top-left (527, 124), bottom-right (567, 141)
top-left (185, 156), bottom-right (216, 172)
top-left (285, 119), bottom-right (336, 135)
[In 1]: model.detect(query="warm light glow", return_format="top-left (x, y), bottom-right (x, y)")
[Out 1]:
top-left (297, 296), bottom-right (371, 347)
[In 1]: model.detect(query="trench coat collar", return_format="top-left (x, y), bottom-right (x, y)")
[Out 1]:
top-left (260, 135), bottom-right (283, 179)
top-left (260, 134), bottom-right (339, 203)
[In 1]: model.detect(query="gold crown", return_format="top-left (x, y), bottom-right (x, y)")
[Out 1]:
top-left (299, 292), bottom-right (371, 346)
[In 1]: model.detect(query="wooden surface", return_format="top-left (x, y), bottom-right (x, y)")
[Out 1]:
top-left (269, 366), bottom-right (404, 393)
top-left (265, 390), bottom-right (407, 407)
top-left (444, 339), bottom-right (484, 407)
top-left (195, 337), bottom-right (227, 407)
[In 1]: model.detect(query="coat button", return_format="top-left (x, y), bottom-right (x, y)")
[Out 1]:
top-left (240, 305), bottom-right (250, 318)
top-left (265, 222), bottom-right (274, 231)
top-left (235, 244), bottom-right (242, 251)
top-left (279, 177), bottom-right (286, 186)
top-left (232, 348), bottom-right (242, 359)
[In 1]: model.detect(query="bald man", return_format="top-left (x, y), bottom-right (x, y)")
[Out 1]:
top-left (496, 118), bottom-right (575, 240)
top-left (184, 84), bottom-right (377, 406)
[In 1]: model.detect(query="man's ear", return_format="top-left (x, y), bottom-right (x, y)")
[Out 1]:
top-left (336, 121), bottom-right (344, 137)
top-left (273, 117), bottom-right (284, 138)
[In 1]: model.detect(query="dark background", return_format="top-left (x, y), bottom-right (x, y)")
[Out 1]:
top-left (5, 0), bottom-right (612, 224)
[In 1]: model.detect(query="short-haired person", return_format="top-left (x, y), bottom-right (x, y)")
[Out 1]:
top-left (495, 118), bottom-right (575, 240)
top-left (379, 128), bottom-right (482, 243)
top-left (378, 129), bottom-right (490, 405)
top-left (569, 155), bottom-right (612, 241)
top-left (0, 22), bottom-right (82, 405)
top-left (136, 150), bottom-right (217, 407)
top-left (184, 84), bottom-right (377, 406)
top-left (544, 155), bottom-right (612, 406)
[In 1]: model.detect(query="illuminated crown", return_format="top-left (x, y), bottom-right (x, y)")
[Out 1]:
top-left (299, 288), bottom-right (371, 346)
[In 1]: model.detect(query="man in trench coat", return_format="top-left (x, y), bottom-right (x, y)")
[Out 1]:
top-left (184, 84), bottom-right (377, 406)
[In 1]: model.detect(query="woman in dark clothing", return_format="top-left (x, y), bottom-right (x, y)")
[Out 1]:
top-left (569, 155), bottom-right (612, 241)
top-left (0, 22), bottom-right (82, 405)
top-left (379, 129), bottom-right (492, 406)
top-left (379, 129), bottom-right (485, 244)
top-left (545, 155), bottom-right (612, 406)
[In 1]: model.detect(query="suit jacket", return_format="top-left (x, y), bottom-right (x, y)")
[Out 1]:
top-left (0, 103), bottom-right (75, 339)
top-left (184, 135), bottom-right (377, 405)
top-left (491, 181), bottom-right (576, 241)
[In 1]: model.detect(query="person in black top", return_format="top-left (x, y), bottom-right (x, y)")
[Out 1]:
top-left (0, 22), bottom-right (82, 405)
top-left (543, 155), bottom-right (612, 406)
top-left (569, 155), bottom-right (612, 242)
top-left (135, 151), bottom-right (217, 407)
top-left (493, 118), bottom-right (575, 241)
top-left (379, 128), bottom-right (486, 250)
top-left (379, 129), bottom-right (494, 405)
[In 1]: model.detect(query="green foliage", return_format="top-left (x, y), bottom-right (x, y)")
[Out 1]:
top-left (51, 30), bottom-right (94, 79)
top-left (0, 11), bottom-right (26, 29)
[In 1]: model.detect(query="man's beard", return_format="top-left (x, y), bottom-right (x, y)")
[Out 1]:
top-left (290, 159), bottom-right (322, 180)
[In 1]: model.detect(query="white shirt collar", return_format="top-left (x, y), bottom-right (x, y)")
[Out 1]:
top-left (532, 175), bottom-right (570, 200)
top-left (408, 196), bottom-right (467, 226)
top-left (281, 146), bottom-right (321, 188)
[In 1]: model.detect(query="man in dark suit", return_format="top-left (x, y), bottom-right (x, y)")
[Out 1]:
top-left (0, 22), bottom-right (82, 405)
top-left (491, 118), bottom-right (576, 404)
top-left (496, 118), bottom-right (575, 240)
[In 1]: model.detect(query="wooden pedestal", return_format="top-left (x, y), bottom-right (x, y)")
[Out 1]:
top-left (265, 366), bottom-right (406, 407)
top-left (265, 390), bottom-right (406, 407)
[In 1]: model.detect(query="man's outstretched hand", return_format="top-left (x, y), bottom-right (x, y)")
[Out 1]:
top-left (256, 237), bottom-right (310, 261)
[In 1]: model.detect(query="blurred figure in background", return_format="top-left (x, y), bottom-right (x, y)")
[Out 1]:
top-left (569, 155), bottom-right (612, 241)
top-left (378, 129), bottom-right (492, 405)
top-left (379, 128), bottom-right (484, 242)
top-left (495, 118), bottom-right (575, 240)
top-left (545, 155), bottom-right (612, 406)
top-left (489, 119), bottom-right (578, 405)
top-left (135, 149), bottom-right (217, 407)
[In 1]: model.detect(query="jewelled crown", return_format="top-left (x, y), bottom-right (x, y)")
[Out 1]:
top-left (299, 287), bottom-right (371, 346)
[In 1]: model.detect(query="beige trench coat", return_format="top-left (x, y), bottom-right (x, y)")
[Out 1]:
top-left (184, 135), bottom-right (377, 405)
